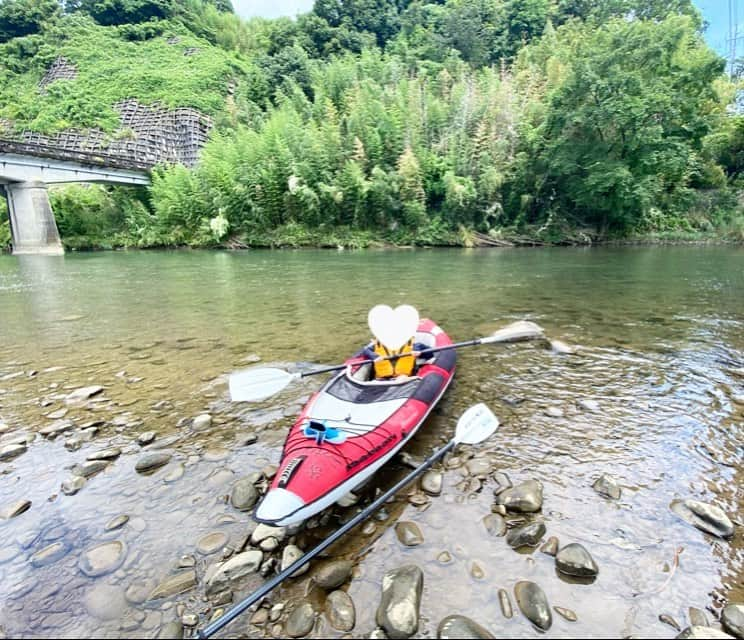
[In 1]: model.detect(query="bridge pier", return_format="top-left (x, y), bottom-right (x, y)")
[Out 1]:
top-left (4, 181), bottom-right (64, 255)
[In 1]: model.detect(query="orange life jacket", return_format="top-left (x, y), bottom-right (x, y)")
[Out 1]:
top-left (373, 339), bottom-right (415, 378)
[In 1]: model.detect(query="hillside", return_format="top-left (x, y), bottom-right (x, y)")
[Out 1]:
top-left (0, 0), bottom-right (742, 250)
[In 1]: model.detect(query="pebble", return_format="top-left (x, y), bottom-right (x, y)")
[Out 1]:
top-left (470, 562), bottom-right (485, 579)
top-left (722, 604), bottom-right (744, 638)
top-left (421, 471), bottom-right (443, 496)
top-left (206, 550), bottom-right (263, 593)
top-left (79, 541), bottom-right (127, 577)
top-left (544, 407), bottom-right (564, 418)
top-left (498, 589), bottom-right (513, 619)
top-left (281, 544), bottom-right (309, 577)
top-left (193, 414), bottom-right (212, 430)
top-left (550, 339), bottom-right (574, 354)
top-left (395, 521), bottom-right (424, 546)
top-left (593, 474), bottom-right (622, 500)
top-left (135, 452), bottom-right (172, 473)
top-left (554, 606), bottom-right (577, 622)
top-left (64, 437), bottom-right (82, 451)
top-left (251, 609), bottom-right (268, 625)
top-left (506, 522), bottom-right (546, 548)
top-left (285, 602), bottom-right (315, 637)
top-left (87, 447), bottom-right (122, 461)
top-left (0, 443), bottom-right (26, 460)
top-left (437, 615), bottom-right (495, 639)
top-left (149, 570), bottom-right (197, 600)
top-left (197, 532), bottom-right (228, 555)
top-left (157, 621), bottom-right (183, 639)
top-left (660, 614), bottom-right (681, 631)
top-left (496, 480), bottom-right (543, 512)
top-left (313, 560), bottom-right (353, 589)
top-left (514, 581), bottom-right (552, 631)
top-left (492, 472), bottom-right (512, 496)
top-left (465, 458), bottom-right (492, 477)
top-left (482, 514), bottom-right (506, 537)
top-left (163, 463), bottom-right (185, 483)
top-left (376, 564), bottom-right (423, 639)
top-left (38, 419), bottom-right (73, 438)
top-left (30, 542), bottom-right (68, 567)
top-left (104, 514), bottom-right (129, 532)
top-left (72, 460), bottom-right (108, 478)
top-left (688, 608), bottom-right (710, 628)
top-left (437, 551), bottom-right (452, 564)
top-left (251, 523), bottom-right (286, 545)
top-left (555, 543), bottom-right (599, 577)
top-left (241, 432), bottom-right (258, 446)
top-left (231, 479), bottom-right (259, 511)
top-left (66, 385), bottom-right (104, 405)
top-left (61, 476), bottom-right (86, 495)
top-left (670, 499), bottom-right (735, 539)
top-left (577, 399), bottom-right (600, 412)
top-left (137, 431), bottom-right (156, 445)
top-left (0, 499), bottom-right (31, 519)
top-left (325, 590), bottom-right (356, 632)
top-left (676, 627), bottom-right (735, 639)
top-left (540, 536), bottom-right (559, 556)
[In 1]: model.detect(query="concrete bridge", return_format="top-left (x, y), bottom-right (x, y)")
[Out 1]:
top-left (1, 140), bottom-right (152, 255)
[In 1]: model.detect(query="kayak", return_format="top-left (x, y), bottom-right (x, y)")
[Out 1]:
top-left (254, 318), bottom-right (456, 526)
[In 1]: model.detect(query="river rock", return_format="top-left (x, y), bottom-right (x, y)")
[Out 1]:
top-left (376, 564), bottom-right (423, 639)
top-left (540, 536), bottom-right (559, 556)
top-left (197, 532), bottom-right (228, 555)
top-left (286, 602), bottom-right (315, 637)
top-left (230, 478), bottom-right (259, 511)
top-left (61, 475), bottom-right (86, 495)
top-left (421, 471), bottom-right (443, 496)
top-left (313, 560), bottom-right (353, 589)
top-left (149, 570), bottom-right (197, 600)
top-left (105, 514), bottom-right (129, 531)
top-left (498, 589), bottom-right (513, 618)
top-left (0, 499), bottom-right (31, 519)
top-left (87, 447), bottom-right (122, 461)
top-left (157, 620), bottom-right (183, 639)
top-left (676, 627), bottom-right (735, 639)
top-left (135, 452), bottom-right (172, 473)
top-left (137, 431), bottom-right (156, 445)
top-left (206, 550), bottom-right (263, 593)
top-left (193, 414), bottom-right (212, 430)
top-left (722, 604), bottom-right (744, 638)
top-left (592, 474), bottom-right (621, 500)
top-left (39, 419), bottom-right (73, 438)
top-left (496, 480), bottom-right (543, 512)
top-left (79, 541), bottom-right (127, 577)
top-left (506, 522), bottom-right (546, 548)
top-left (163, 463), bottom-right (184, 483)
top-left (577, 399), bottom-right (600, 412)
top-left (482, 514), bottom-right (506, 537)
top-left (66, 385), bottom-right (104, 405)
top-left (395, 521), bottom-right (424, 546)
top-left (466, 458), bottom-right (492, 477)
top-left (72, 460), bottom-right (109, 478)
top-left (31, 542), bottom-right (68, 567)
top-left (555, 543), bottom-right (598, 577)
top-left (688, 608), bottom-right (710, 628)
top-left (670, 499), bottom-right (735, 539)
top-left (554, 607), bottom-right (577, 622)
top-left (0, 443), bottom-right (26, 460)
top-left (492, 472), bottom-right (512, 496)
top-left (326, 590), bottom-right (355, 631)
top-left (281, 544), bottom-right (309, 577)
top-left (660, 615), bottom-right (682, 631)
top-left (514, 581), bottom-right (552, 631)
top-left (437, 615), bottom-right (494, 639)
top-left (544, 406), bottom-right (564, 418)
top-left (251, 523), bottom-right (286, 545)
top-left (550, 339), bottom-right (574, 355)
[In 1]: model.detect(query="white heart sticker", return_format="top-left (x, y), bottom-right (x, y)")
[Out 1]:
top-left (368, 304), bottom-right (420, 351)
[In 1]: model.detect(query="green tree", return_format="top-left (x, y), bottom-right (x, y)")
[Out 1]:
top-left (0, 0), bottom-right (60, 42)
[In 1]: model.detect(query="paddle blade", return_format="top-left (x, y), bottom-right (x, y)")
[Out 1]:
top-left (454, 403), bottom-right (499, 445)
top-left (482, 320), bottom-right (544, 344)
top-left (228, 368), bottom-right (297, 402)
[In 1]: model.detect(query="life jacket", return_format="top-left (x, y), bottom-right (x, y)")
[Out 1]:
top-left (373, 338), bottom-right (415, 378)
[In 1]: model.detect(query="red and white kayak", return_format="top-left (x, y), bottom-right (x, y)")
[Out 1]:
top-left (254, 319), bottom-right (456, 526)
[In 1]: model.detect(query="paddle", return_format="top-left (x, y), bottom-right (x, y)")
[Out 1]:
top-left (229, 320), bottom-right (544, 402)
top-left (197, 402), bottom-right (499, 639)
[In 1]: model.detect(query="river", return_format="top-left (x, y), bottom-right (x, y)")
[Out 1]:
top-left (0, 247), bottom-right (742, 638)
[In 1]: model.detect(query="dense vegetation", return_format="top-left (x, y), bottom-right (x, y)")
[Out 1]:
top-left (0, 0), bottom-right (742, 250)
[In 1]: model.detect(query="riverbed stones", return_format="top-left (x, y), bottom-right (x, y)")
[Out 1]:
top-left (105, 514), bottom-right (129, 531)
top-left (544, 406), bottom-right (564, 418)
top-left (163, 463), bottom-right (184, 483)
top-left (421, 470), bottom-right (443, 496)
top-left (285, 602), bottom-right (315, 638)
top-left (31, 542), bottom-right (68, 567)
top-left (149, 570), bottom-right (197, 600)
top-left (66, 385), bottom-right (104, 406)
top-left (281, 545), bottom-right (309, 577)
top-left (197, 532), bottom-right (228, 555)
top-left (498, 589), bottom-right (513, 619)
top-left (577, 399), bottom-right (600, 413)
top-left (61, 475), bottom-right (86, 495)
top-left (313, 560), bottom-right (353, 589)
top-left (514, 581), bottom-right (552, 631)
top-left (137, 431), bottom-right (156, 446)
top-left (79, 541), bottom-right (127, 577)
top-left (157, 620), bottom-right (183, 639)
top-left (87, 447), bottom-right (122, 461)
top-left (0, 499), bottom-right (31, 519)
top-left (592, 474), bottom-right (622, 500)
top-left (38, 419), bottom-right (74, 439)
top-left (492, 472), bottom-right (512, 496)
top-left (496, 480), bottom-right (543, 513)
top-left (466, 458), bottom-right (492, 477)
top-left (482, 514), bottom-right (506, 537)
top-left (230, 478), bottom-right (259, 511)
top-left (670, 499), bottom-right (735, 539)
top-left (193, 414), bottom-right (212, 430)
top-left (395, 521), bottom-right (424, 546)
top-left (688, 608), bottom-right (710, 628)
top-left (206, 550), bottom-right (263, 594)
top-left (73, 460), bottom-right (109, 478)
top-left (437, 615), bottom-right (495, 639)
top-left (676, 627), bottom-right (735, 639)
top-left (135, 452), bottom-right (172, 473)
top-left (84, 584), bottom-right (127, 620)
top-left (554, 607), bottom-right (577, 622)
top-left (376, 564), bottom-right (423, 639)
top-left (0, 443), bottom-right (26, 460)
top-left (540, 536), bottom-right (559, 556)
top-left (722, 604), bottom-right (744, 638)
top-left (555, 543), bottom-right (598, 577)
top-left (251, 524), bottom-right (286, 545)
top-left (325, 590), bottom-right (355, 631)
top-left (507, 522), bottom-right (546, 549)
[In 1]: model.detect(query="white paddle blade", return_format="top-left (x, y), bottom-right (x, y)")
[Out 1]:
top-left (454, 403), bottom-right (499, 445)
top-left (482, 320), bottom-right (544, 344)
top-left (229, 368), bottom-right (297, 402)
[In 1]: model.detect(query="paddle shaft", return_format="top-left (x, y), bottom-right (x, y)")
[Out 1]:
top-left (296, 337), bottom-right (487, 379)
top-left (197, 439), bottom-right (458, 639)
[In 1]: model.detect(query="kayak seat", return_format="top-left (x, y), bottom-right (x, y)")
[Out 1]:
top-left (330, 373), bottom-right (420, 403)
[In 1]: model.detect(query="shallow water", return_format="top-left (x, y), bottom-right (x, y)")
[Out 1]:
top-left (0, 247), bottom-right (742, 638)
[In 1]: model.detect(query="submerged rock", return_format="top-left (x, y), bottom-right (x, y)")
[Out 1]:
top-left (395, 521), bottom-right (424, 547)
top-left (498, 589), bottom-right (513, 619)
top-left (506, 522), bottom-right (546, 549)
top-left (79, 541), bottom-right (127, 577)
top-left (482, 514), bottom-right (506, 537)
top-left (554, 607), bottom-right (577, 622)
top-left (540, 536), bottom-right (559, 556)
top-left (0, 499), bottom-right (31, 519)
top-left (285, 602), bottom-right (315, 638)
top-left (670, 499), bottom-right (735, 539)
top-left (496, 480), bottom-right (543, 513)
top-left (325, 590), bottom-right (355, 632)
top-left (376, 564), bottom-right (423, 639)
top-left (206, 550), bottom-right (263, 593)
top-left (197, 532), bottom-right (228, 555)
top-left (722, 604), bottom-right (744, 638)
top-left (437, 615), bottom-right (495, 639)
top-left (66, 385), bottom-right (104, 405)
top-left (592, 474), bottom-right (622, 500)
top-left (281, 545), bottom-right (309, 577)
top-left (688, 608), bottom-right (710, 628)
top-left (149, 570), bottom-right (197, 600)
top-left (421, 471), bottom-right (443, 496)
top-left (135, 452), bottom-right (172, 473)
top-left (313, 560), bottom-right (353, 589)
top-left (555, 543), bottom-right (599, 578)
top-left (514, 581), bottom-right (551, 631)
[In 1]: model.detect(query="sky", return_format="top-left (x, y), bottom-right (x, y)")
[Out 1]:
top-left (232, 0), bottom-right (740, 62)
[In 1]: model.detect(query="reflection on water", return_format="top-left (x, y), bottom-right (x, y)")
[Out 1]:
top-left (0, 247), bottom-right (742, 638)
